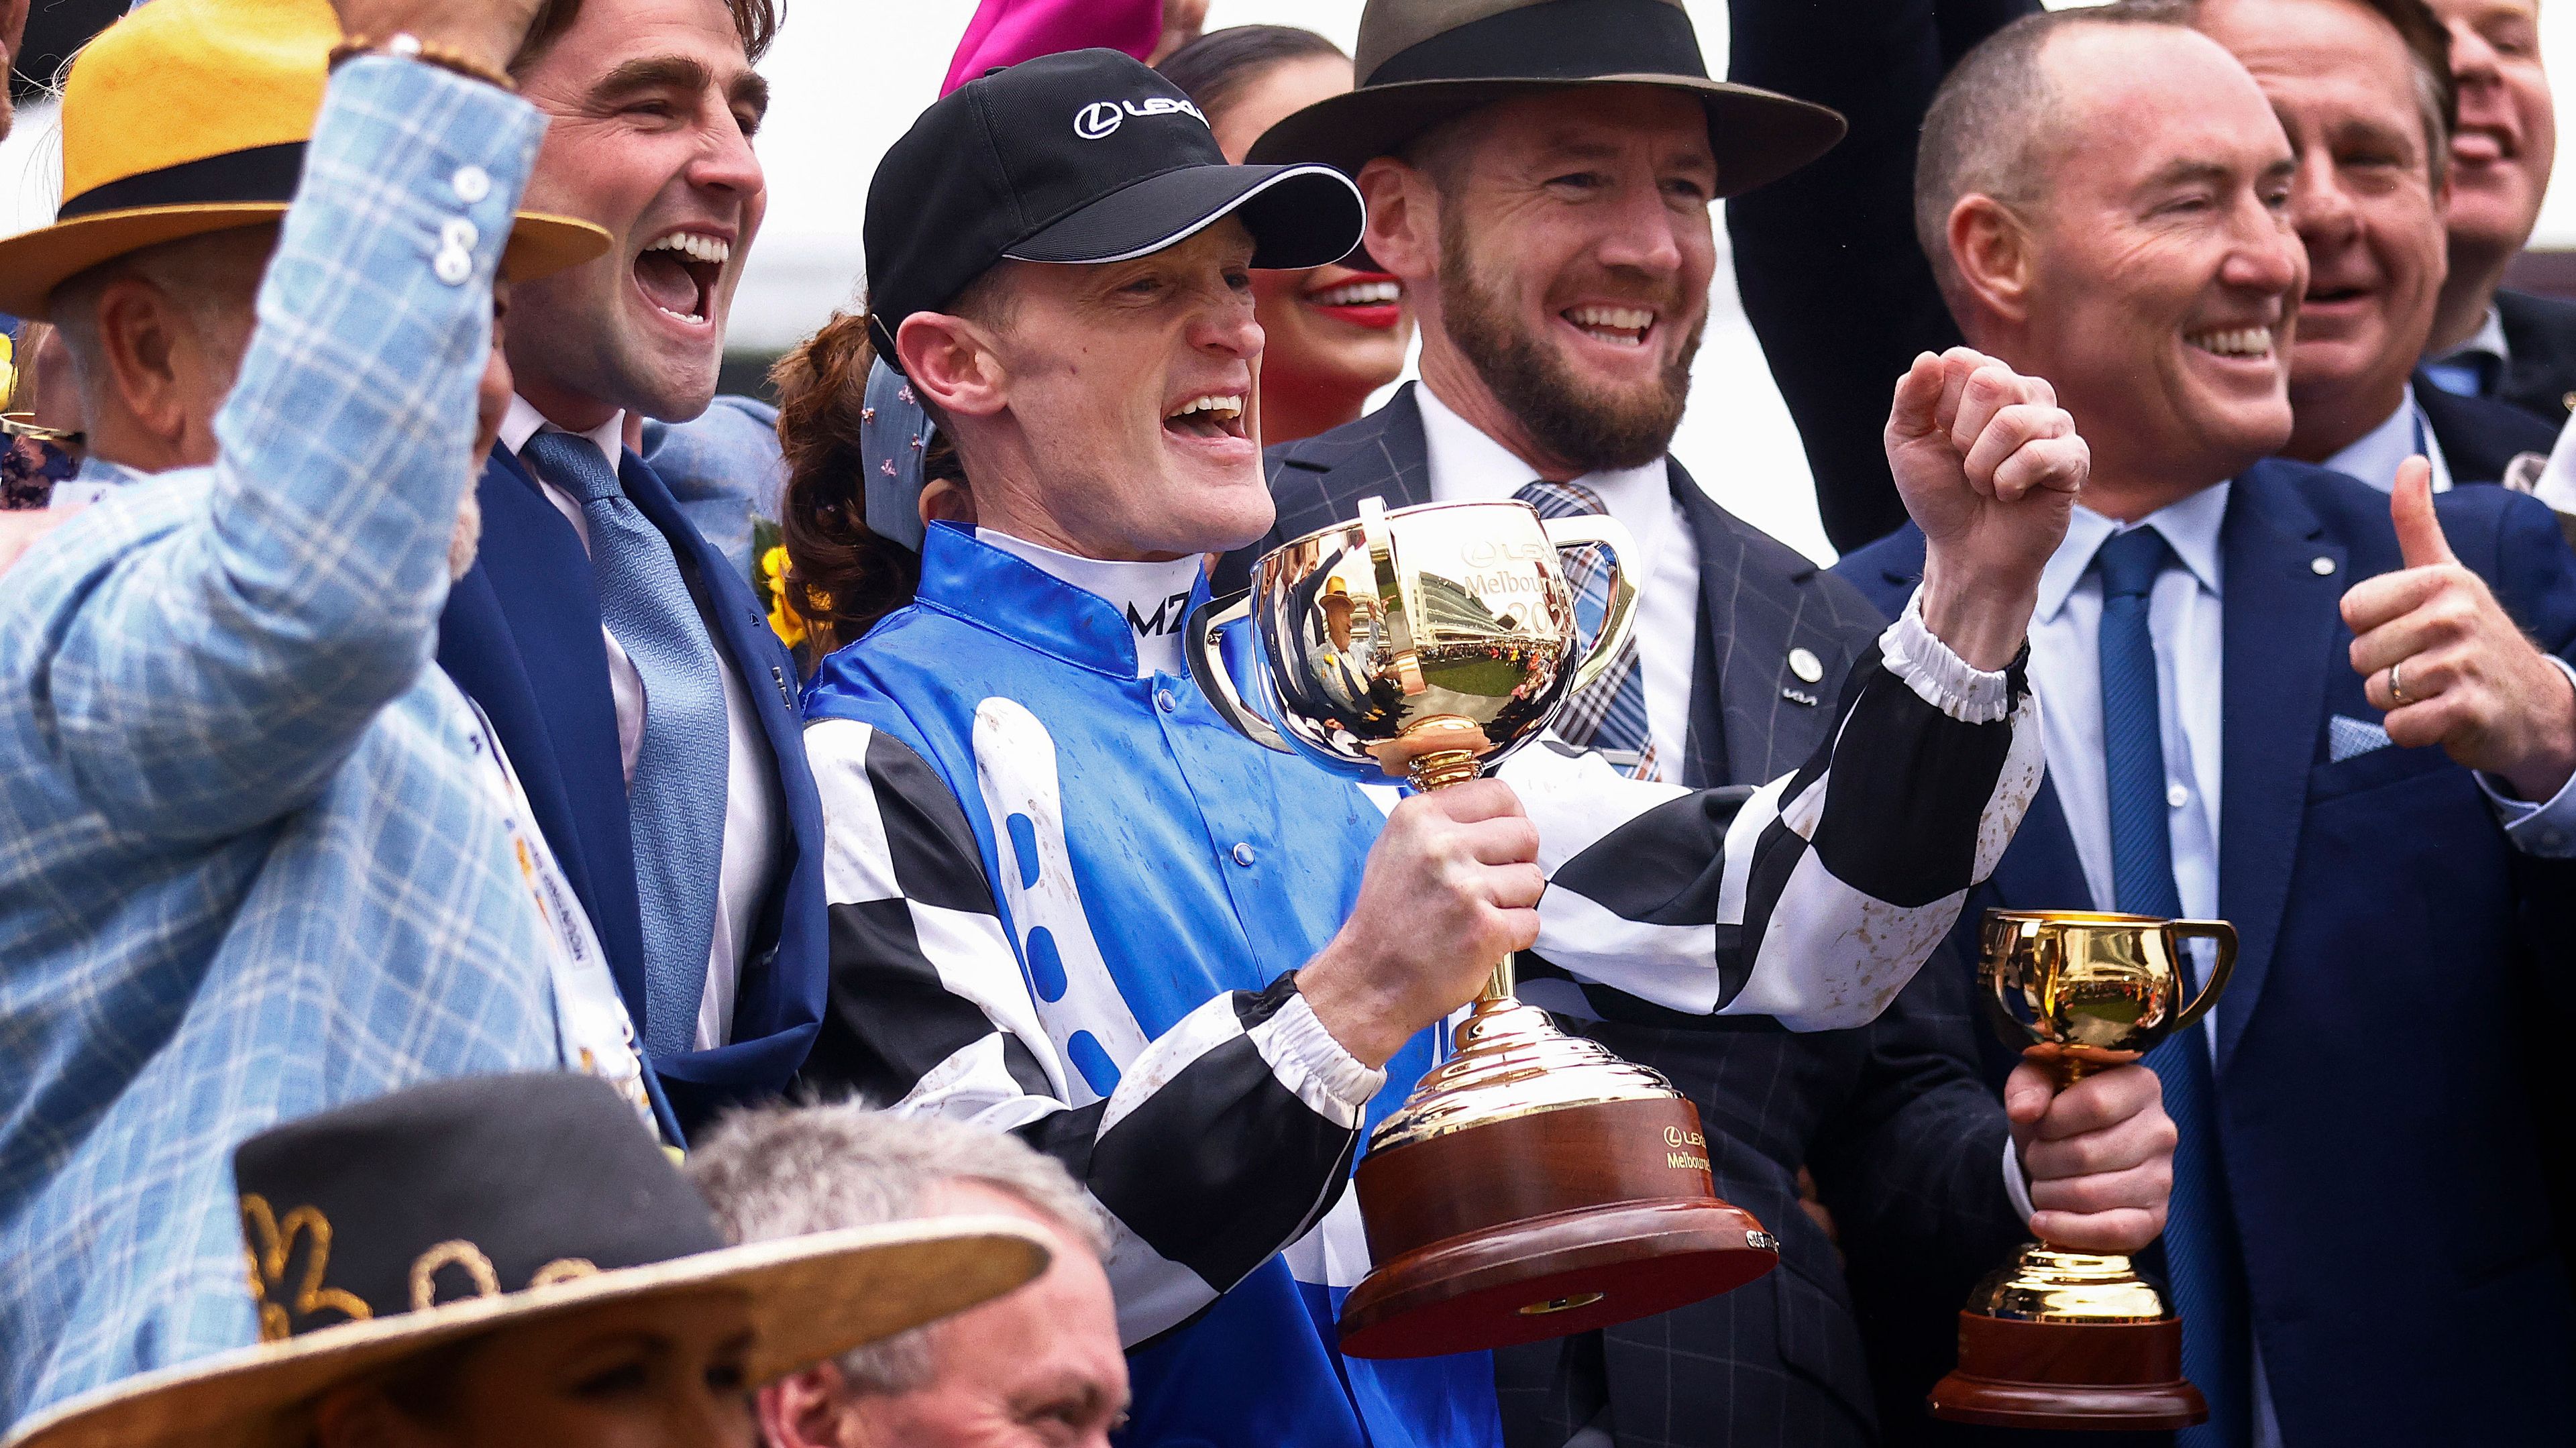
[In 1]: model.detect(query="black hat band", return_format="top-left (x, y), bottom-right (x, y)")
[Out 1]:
top-left (55, 142), bottom-right (306, 221)
top-left (1368, 0), bottom-right (1709, 88)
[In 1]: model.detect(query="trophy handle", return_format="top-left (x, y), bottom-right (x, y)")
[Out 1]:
top-left (1540, 515), bottom-right (1643, 696)
top-left (2165, 920), bottom-right (2237, 1034)
top-left (1185, 590), bottom-right (1294, 755)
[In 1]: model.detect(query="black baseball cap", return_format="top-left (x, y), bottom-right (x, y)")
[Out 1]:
top-left (864, 48), bottom-right (1366, 368)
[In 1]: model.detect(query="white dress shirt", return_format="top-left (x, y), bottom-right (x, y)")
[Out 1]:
top-left (500, 394), bottom-right (785, 1052)
top-left (2318, 385), bottom-right (2453, 494)
top-left (2025, 476), bottom-right (2576, 1447)
top-left (1416, 384), bottom-right (1702, 776)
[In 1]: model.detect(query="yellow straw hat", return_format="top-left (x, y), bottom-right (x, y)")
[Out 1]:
top-left (0, 0), bottom-right (608, 319)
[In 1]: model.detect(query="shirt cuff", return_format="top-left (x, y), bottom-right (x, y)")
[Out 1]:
top-left (2475, 655), bottom-right (2576, 858)
top-left (1880, 587), bottom-right (2017, 724)
top-left (1246, 988), bottom-right (1389, 1129)
top-left (2002, 1135), bottom-right (2037, 1225)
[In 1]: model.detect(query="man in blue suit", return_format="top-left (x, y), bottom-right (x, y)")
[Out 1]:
top-left (436, 0), bottom-right (824, 1133)
top-left (1839, 10), bottom-right (2576, 1445)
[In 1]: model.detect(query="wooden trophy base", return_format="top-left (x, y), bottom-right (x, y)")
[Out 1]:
top-left (1337, 1094), bottom-right (1778, 1359)
top-left (1931, 1313), bottom-right (2208, 1431)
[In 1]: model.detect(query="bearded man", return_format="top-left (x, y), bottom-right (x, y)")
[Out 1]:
top-left (1230, 3), bottom-right (2182, 1445)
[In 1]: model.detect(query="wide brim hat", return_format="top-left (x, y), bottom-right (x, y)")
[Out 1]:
top-left (1, 1073), bottom-right (1056, 1448)
top-left (2, 1216), bottom-right (1046, 1443)
top-left (1245, 0), bottom-right (1846, 201)
top-left (0, 0), bottom-right (607, 319)
top-left (1, 1215), bottom-right (1051, 1448)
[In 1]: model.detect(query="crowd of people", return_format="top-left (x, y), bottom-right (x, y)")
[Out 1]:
top-left (0, 0), bottom-right (2568, 1447)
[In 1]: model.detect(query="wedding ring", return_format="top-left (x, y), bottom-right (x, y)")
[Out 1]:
top-left (2390, 659), bottom-right (2410, 707)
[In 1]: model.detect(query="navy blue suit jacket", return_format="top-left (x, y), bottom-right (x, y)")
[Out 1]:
top-left (436, 443), bottom-right (826, 1134)
top-left (1834, 459), bottom-right (2576, 1445)
top-left (2414, 368), bottom-right (2559, 486)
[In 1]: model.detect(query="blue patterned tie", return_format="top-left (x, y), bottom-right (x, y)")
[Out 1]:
top-left (523, 431), bottom-right (730, 1058)
top-left (1515, 481), bottom-right (1659, 781)
top-left (2093, 526), bottom-right (2249, 1448)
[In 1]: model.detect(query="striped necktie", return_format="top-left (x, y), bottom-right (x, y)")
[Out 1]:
top-left (2093, 525), bottom-right (2250, 1448)
top-left (1515, 480), bottom-right (1658, 781)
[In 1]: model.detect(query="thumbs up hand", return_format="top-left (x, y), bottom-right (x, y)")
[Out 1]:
top-left (2340, 457), bottom-right (2576, 801)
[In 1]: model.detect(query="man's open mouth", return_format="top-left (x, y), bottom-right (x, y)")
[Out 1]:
top-left (1564, 304), bottom-right (1656, 348)
top-left (2184, 325), bottom-right (2274, 358)
top-left (1165, 392), bottom-right (1247, 441)
top-left (634, 230), bottom-right (731, 327)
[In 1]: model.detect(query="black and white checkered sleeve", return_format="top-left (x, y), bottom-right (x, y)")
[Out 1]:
top-left (797, 716), bottom-right (1383, 1346)
top-left (1503, 588), bottom-right (2045, 1031)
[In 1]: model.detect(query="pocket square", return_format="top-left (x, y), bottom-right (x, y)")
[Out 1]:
top-left (2329, 714), bottom-right (2394, 763)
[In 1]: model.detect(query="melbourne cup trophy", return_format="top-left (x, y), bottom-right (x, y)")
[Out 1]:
top-left (1932, 909), bottom-right (2238, 1430)
top-left (1186, 496), bottom-right (1780, 1359)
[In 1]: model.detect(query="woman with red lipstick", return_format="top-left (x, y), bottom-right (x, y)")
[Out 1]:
top-left (1159, 27), bottom-right (1415, 443)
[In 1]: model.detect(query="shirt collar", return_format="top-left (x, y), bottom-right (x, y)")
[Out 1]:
top-left (500, 394), bottom-right (627, 474)
top-left (2035, 480), bottom-right (2232, 624)
top-left (1415, 379), bottom-right (1669, 511)
top-left (2319, 384), bottom-right (2451, 494)
top-left (912, 522), bottom-right (1208, 679)
top-left (975, 528), bottom-right (1205, 679)
top-left (2430, 304), bottom-right (2510, 368)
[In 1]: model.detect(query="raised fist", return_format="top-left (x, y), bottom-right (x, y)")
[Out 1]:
top-left (1886, 347), bottom-right (2087, 670)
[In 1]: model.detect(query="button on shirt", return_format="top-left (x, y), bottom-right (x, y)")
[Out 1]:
top-left (1417, 384), bottom-right (1701, 775)
top-left (500, 395), bottom-right (784, 1052)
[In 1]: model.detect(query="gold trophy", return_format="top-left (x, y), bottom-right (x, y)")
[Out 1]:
top-left (1185, 496), bottom-right (1778, 1360)
top-left (1929, 909), bottom-right (2236, 1430)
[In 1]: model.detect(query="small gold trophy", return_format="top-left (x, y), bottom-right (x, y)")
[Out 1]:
top-left (1186, 496), bottom-right (1779, 1359)
top-left (1929, 908), bottom-right (2236, 1430)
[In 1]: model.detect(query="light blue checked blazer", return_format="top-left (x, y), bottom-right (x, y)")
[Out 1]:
top-left (0, 62), bottom-right (566, 1423)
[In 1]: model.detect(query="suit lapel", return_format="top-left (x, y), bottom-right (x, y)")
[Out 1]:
top-left (2214, 466), bottom-right (2343, 1067)
top-left (619, 449), bottom-right (824, 1059)
top-left (1671, 465), bottom-right (1847, 786)
top-left (1269, 384), bottom-right (1434, 536)
top-left (439, 447), bottom-right (650, 1023)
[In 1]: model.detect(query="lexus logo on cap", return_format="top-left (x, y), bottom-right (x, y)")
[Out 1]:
top-left (1073, 95), bottom-right (1210, 140)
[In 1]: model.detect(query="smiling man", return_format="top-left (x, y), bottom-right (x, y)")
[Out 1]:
top-left (1230, 5), bottom-right (2180, 1446)
top-left (2180, 0), bottom-right (2558, 490)
top-left (777, 40), bottom-right (2094, 1448)
top-left (2420, 0), bottom-right (2576, 425)
top-left (435, 0), bottom-right (827, 1136)
top-left (1839, 7), bottom-right (2576, 1444)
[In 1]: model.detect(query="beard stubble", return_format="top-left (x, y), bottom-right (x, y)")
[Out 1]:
top-left (1437, 208), bottom-right (1703, 474)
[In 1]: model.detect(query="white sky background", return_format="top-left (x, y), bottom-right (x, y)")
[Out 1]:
top-left (9, 0), bottom-right (2576, 558)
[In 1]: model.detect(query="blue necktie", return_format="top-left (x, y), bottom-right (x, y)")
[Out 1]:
top-left (2093, 526), bottom-right (2250, 1448)
top-left (1516, 481), bottom-right (1659, 781)
top-left (523, 431), bottom-right (731, 1058)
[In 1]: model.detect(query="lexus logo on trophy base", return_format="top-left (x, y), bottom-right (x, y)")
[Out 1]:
top-left (1187, 496), bottom-right (1780, 1359)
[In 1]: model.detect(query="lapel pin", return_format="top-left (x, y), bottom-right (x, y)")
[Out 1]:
top-left (1788, 647), bottom-right (1824, 684)
top-left (2310, 556), bottom-right (2336, 576)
